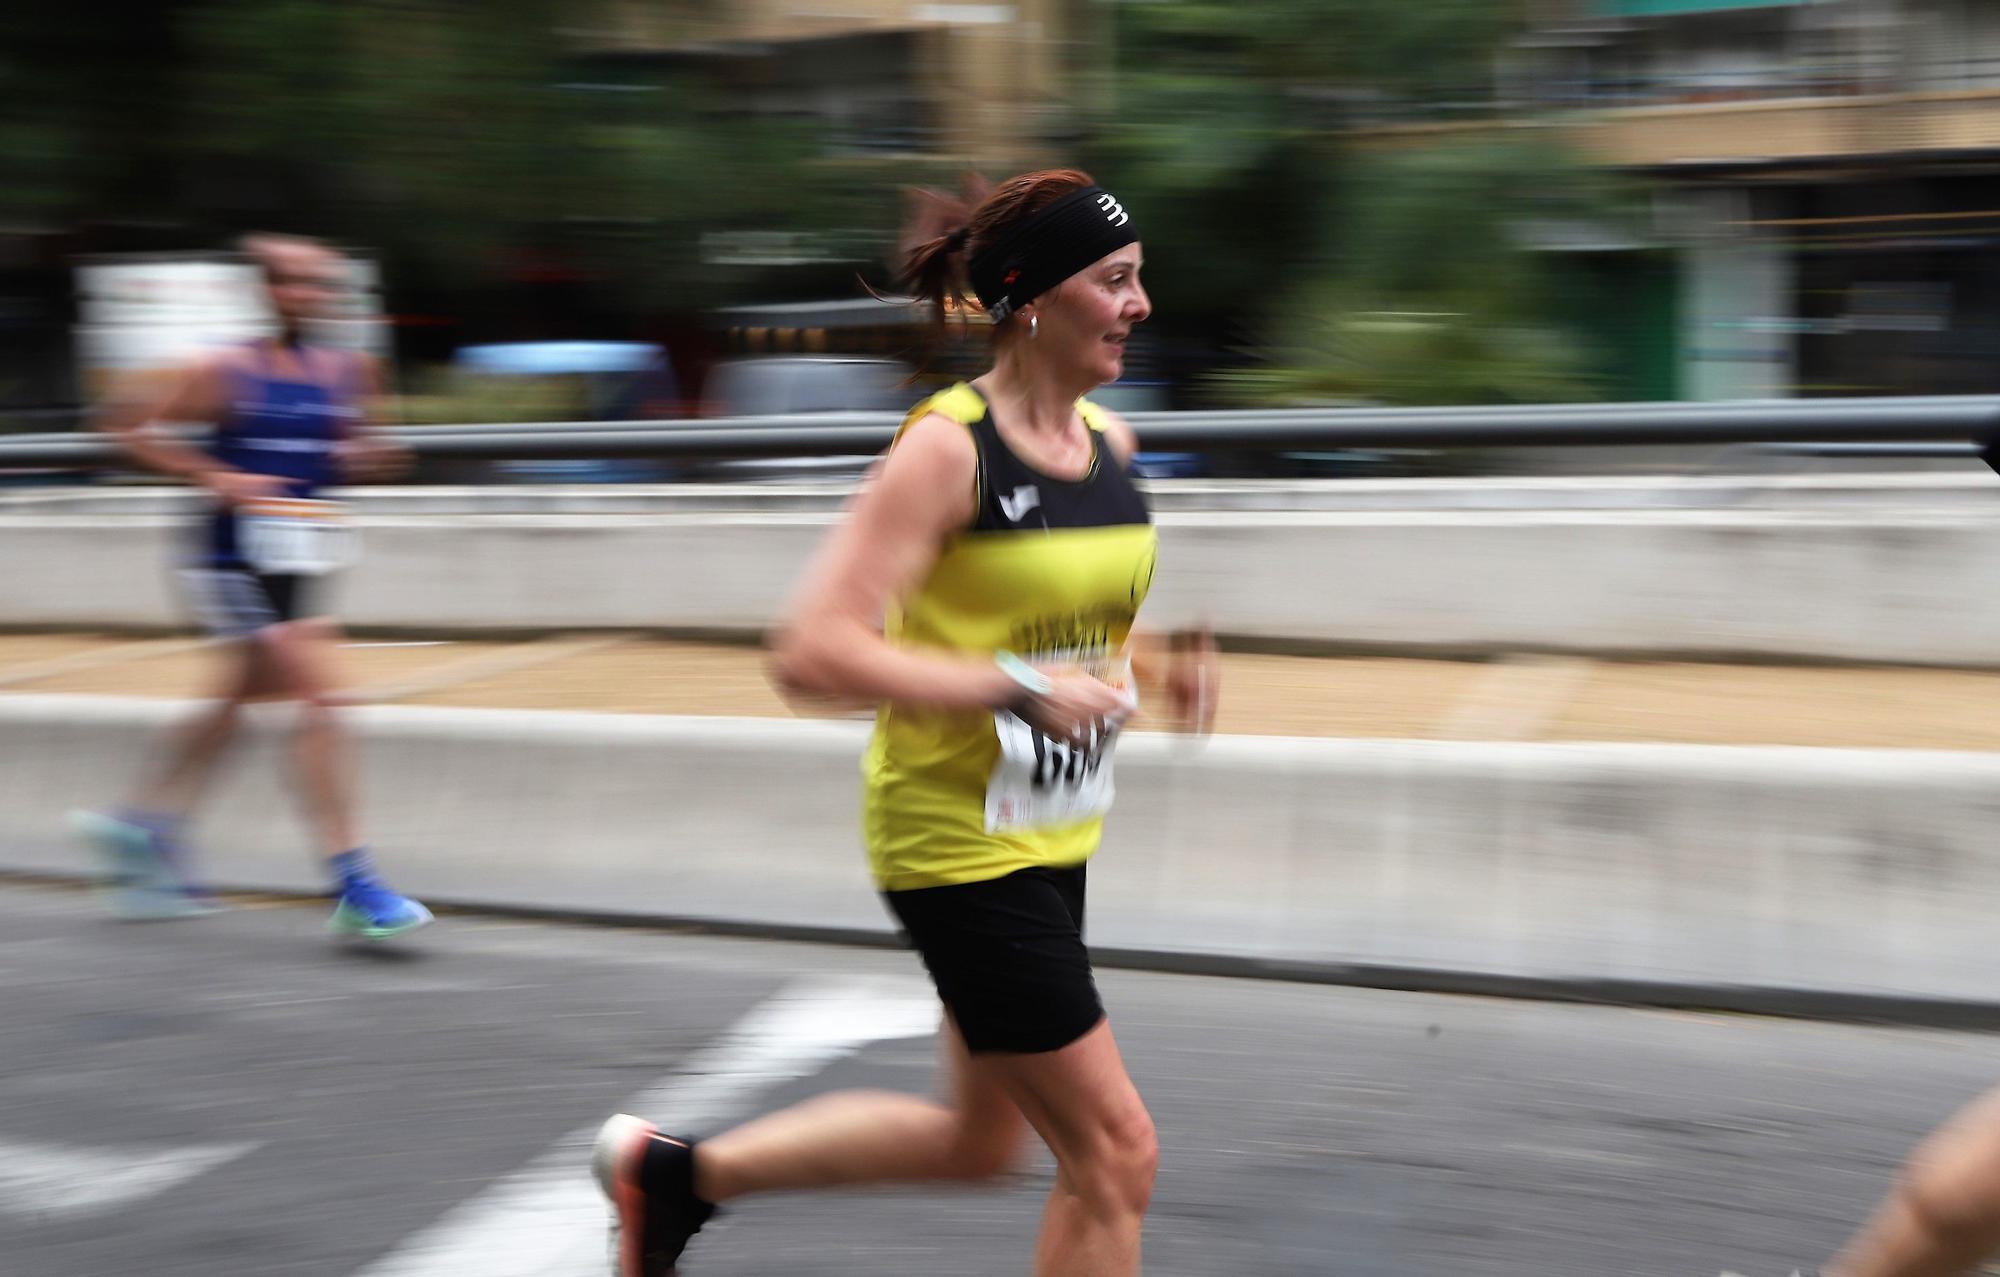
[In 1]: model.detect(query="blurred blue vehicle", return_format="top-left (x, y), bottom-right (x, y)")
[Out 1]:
top-left (450, 341), bottom-right (681, 482)
top-left (453, 341), bottom-right (669, 380)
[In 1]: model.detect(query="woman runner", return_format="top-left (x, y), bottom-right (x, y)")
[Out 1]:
top-left (594, 168), bottom-right (1218, 1275)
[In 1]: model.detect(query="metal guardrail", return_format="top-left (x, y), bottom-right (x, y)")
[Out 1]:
top-left (4, 397), bottom-right (2000, 467)
top-left (1751, 442), bottom-right (1982, 459)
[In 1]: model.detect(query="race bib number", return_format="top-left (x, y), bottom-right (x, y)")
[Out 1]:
top-left (984, 656), bottom-right (1137, 833)
top-left (238, 498), bottom-right (357, 575)
top-left (986, 712), bottom-right (1122, 833)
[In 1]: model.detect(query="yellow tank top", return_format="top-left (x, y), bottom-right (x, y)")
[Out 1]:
top-left (863, 383), bottom-right (1159, 891)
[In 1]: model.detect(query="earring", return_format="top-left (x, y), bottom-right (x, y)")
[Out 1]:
top-left (1029, 314), bottom-right (1038, 340)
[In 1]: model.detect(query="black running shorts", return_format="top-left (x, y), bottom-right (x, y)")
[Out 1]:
top-left (883, 864), bottom-right (1105, 1055)
top-left (180, 566), bottom-right (310, 639)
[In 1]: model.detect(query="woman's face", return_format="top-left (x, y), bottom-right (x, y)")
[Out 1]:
top-left (1033, 243), bottom-right (1150, 386)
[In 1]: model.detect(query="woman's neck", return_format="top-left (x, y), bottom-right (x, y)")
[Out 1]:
top-left (977, 347), bottom-right (1091, 436)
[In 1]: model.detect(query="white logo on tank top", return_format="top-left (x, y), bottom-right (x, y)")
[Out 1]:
top-left (997, 484), bottom-right (1041, 522)
top-left (236, 437), bottom-right (334, 454)
top-left (232, 399), bottom-right (345, 420)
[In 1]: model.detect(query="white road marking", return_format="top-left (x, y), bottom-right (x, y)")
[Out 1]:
top-left (0, 1136), bottom-right (261, 1221)
top-left (353, 974), bottom-right (939, 1277)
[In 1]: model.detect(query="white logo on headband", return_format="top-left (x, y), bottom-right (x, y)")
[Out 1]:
top-left (1096, 194), bottom-right (1129, 227)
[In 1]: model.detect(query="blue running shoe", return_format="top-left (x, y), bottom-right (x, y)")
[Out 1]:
top-left (70, 810), bottom-right (221, 921)
top-left (327, 880), bottom-right (433, 941)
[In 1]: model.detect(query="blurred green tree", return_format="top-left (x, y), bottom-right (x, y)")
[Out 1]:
top-left (0, 1), bottom-right (1653, 397)
top-left (0, 3), bottom-right (892, 322)
top-left (174, 1), bottom-right (887, 310)
top-left (1082, 0), bottom-right (1648, 404)
top-left (1215, 138), bottom-right (1648, 406)
top-left (0, 9), bottom-right (187, 227)
top-left (1082, 0), bottom-right (1510, 323)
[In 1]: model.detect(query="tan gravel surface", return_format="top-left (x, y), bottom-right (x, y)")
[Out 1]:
top-left (8, 632), bottom-right (2000, 750)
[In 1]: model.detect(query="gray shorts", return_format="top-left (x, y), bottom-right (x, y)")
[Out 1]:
top-left (179, 566), bottom-right (310, 640)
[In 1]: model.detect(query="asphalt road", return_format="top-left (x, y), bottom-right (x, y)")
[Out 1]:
top-left (5, 879), bottom-right (1998, 1277)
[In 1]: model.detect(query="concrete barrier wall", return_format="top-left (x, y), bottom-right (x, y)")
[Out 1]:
top-left (10, 501), bottom-right (2000, 663)
top-left (6, 693), bottom-right (1999, 1006)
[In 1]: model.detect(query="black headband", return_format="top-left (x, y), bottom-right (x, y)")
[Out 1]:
top-left (966, 186), bottom-right (1138, 324)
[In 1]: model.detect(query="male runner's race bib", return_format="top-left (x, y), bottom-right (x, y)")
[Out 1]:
top-left (984, 657), bottom-right (1137, 833)
top-left (238, 498), bottom-right (357, 575)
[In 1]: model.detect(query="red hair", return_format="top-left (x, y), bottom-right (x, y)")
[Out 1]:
top-left (894, 169), bottom-right (1096, 367)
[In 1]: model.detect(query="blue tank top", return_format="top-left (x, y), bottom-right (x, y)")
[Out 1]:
top-left (202, 343), bottom-right (356, 568)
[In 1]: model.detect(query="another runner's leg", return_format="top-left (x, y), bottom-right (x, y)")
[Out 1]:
top-left (1823, 1086), bottom-right (2000, 1277)
top-left (265, 619), bottom-right (431, 940)
top-left (76, 636), bottom-right (270, 916)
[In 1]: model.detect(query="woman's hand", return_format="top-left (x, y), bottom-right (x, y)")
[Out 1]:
top-left (337, 435), bottom-right (411, 482)
top-left (1017, 668), bottom-right (1137, 750)
top-left (201, 469), bottom-right (289, 509)
top-left (1162, 627), bottom-right (1219, 735)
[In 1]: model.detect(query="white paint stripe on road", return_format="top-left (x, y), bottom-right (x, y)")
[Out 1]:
top-left (0, 1136), bottom-right (261, 1221)
top-left (353, 974), bottom-right (940, 1277)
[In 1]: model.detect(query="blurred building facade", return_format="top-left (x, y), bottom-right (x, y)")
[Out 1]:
top-left (586, 0), bottom-right (1090, 171)
top-left (584, 0), bottom-right (2000, 402)
top-left (1369, 0), bottom-right (2000, 399)
top-left (558, 2), bottom-right (1100, 403)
